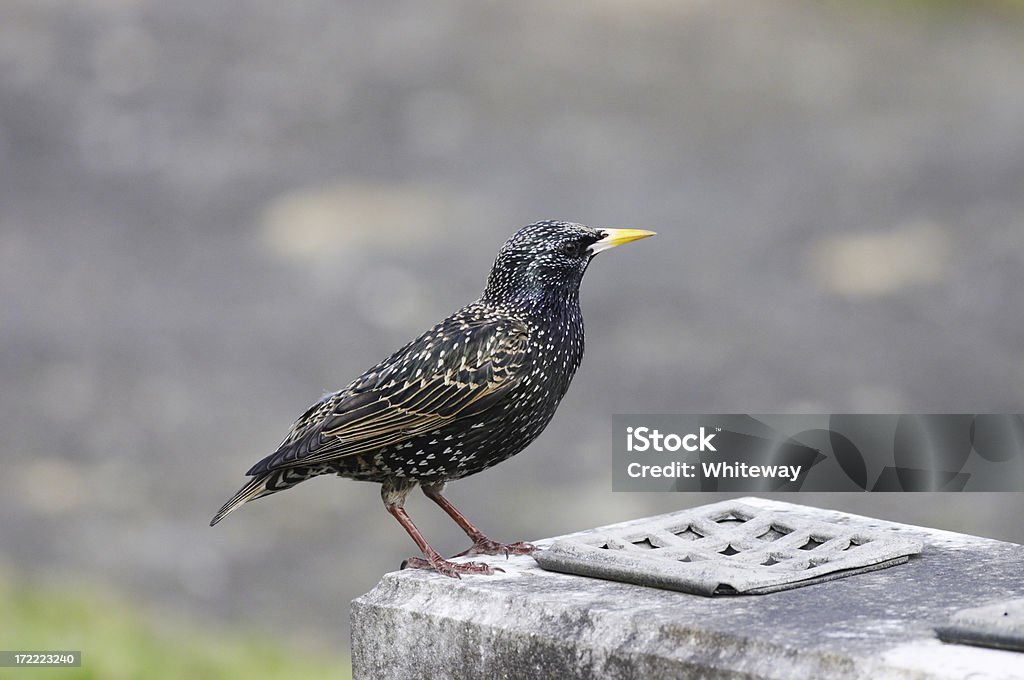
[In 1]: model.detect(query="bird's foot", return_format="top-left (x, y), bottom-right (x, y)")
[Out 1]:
top-left (455, 539), bottom-right (536, 558)
top-left (401, 555), bottom-right (503, 579)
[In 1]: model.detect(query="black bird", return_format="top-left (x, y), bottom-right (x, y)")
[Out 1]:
top-left (211, 221), bottom-right (654, 577)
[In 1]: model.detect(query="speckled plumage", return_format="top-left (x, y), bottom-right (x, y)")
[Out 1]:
top-left (212, 221), bottom-right (654, 577)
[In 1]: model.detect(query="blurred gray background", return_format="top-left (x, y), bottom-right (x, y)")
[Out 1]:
top-left (2, 0), bottom-right (1023, 659)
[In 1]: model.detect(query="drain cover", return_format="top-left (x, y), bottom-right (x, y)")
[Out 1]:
top-left (935, 598), bottom-right (1024, 652)
top-left (535, 500), bottom-right (923, 595)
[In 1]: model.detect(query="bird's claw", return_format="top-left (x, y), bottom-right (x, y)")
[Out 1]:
top-left (401, 556), bottom-right (503, 578)
top-left (454, 539), bottom-right (536, 558)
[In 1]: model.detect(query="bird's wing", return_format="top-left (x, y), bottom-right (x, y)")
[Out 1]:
top-left (246, 314), bottom-right (530, 475)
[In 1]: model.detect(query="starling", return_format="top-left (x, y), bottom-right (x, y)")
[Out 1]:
top-left (211, 221), bottom-right (654, 577)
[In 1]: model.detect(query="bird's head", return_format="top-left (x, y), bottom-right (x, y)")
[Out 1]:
top-left (483, 221), bottom-right (655, 313)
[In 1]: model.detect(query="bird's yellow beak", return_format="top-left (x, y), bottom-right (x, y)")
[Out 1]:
top-left (589, 228), bottom-right (657, 255)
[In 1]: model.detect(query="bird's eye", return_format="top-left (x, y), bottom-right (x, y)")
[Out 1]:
top-left (559, 242), bottom-right (582, 257)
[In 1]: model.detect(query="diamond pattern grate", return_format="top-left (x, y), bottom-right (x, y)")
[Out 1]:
top-left (535, 500), bottom-right (923, 595)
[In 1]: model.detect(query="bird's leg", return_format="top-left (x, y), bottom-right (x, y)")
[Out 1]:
top-left (421, 483), bottom-right (535, 558)
top-left (381, 481), bottom-right (499, 578)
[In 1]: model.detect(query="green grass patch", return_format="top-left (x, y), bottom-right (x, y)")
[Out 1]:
top-left (0, 571), bottom-right (350, 680)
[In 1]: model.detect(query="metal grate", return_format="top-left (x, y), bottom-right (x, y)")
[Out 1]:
top-left (535, 500), bottom-right (923, 595)
top-left (935, 598), bottom-right (1024, 653)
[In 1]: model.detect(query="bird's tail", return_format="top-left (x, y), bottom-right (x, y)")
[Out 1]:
top-left (210, 474), bottom-right (274, 526)
top-left (210, 466), bottom-right (325, 526)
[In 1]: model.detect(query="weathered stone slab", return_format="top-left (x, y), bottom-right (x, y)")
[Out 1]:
top-left (351, 497), bottom-right (1024, 680)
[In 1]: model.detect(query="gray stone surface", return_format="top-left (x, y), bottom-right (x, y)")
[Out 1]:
top-left (351, 497), bottom-right (1024, 680)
